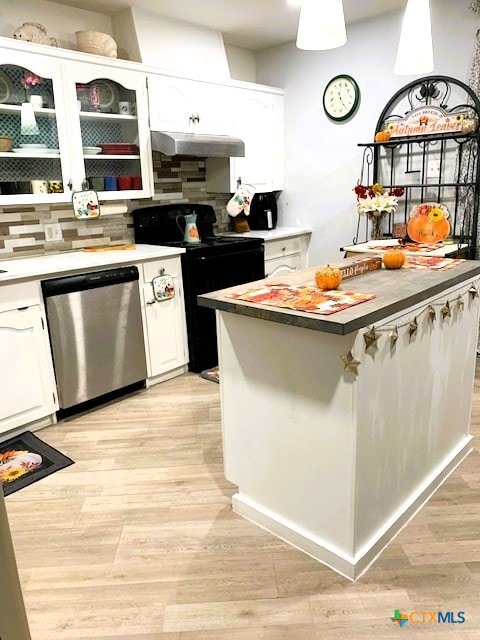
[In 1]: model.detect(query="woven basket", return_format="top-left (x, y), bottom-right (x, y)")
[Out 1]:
top-left (0, 136), bottom-right (13, 152)
top-left (75, 31), bottom-right (117, 58)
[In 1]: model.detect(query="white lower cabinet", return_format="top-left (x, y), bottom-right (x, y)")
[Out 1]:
top-left (141, 257), bottom-right (189, 380)
top-left (264, 234), bottom-right (310, 278)
top-left (0, 306), bottom-right (57, 434)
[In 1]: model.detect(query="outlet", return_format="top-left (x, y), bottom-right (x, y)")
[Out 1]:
top-left (427, 159), bottom-right (441, 178)
top-left (44, 223), bottom-right (63, 242)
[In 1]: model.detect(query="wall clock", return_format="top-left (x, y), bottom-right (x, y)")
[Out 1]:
top-left (323, 75), bottom-right (360, 122)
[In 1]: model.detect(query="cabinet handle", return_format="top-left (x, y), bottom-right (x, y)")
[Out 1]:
top-left (146, 300), bottom-right (156, 305)
top-left (196, 113), bottom-right (200, 123)
top-left (189, 114), bottom-right (195, 124)
top-left (67, 179), bottom-right (73, 191)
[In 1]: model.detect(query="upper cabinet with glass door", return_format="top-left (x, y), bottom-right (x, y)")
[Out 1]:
top-left (65, 62), bottom-right (152, 200)
top-left (0, 50), bottom-right (72, 205)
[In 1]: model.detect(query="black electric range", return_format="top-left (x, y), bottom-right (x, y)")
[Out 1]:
top-left (133, 204), bottom-right (265, 372)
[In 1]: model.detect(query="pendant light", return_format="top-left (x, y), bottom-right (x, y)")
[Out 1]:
top-left (394, 0), bottom-right (433, 75)
top-left (296, 0), bottom-right (347, 50)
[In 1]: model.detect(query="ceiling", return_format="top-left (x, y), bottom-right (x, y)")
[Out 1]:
top-left (51, 0), bottom-right (407, 50)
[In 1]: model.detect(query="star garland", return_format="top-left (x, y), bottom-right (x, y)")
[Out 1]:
top-left (341, 279), bottom-right (480, 375)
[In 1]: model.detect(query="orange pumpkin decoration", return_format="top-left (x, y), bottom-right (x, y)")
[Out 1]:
top-left (382, 248), bottom-right (405, 270)
top-left (315, 265), bottom-right (342, 290)
top-left (375, 130), bottom-right (391, 143)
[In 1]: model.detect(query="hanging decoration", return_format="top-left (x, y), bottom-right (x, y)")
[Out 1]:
top-left (342, 279), bottom-right (480, 371)
top-left (363, 326), bottom-right (380, 350)
top-left (341, 351), bottom-right (360, 375)
top-left (441, 301), bottom-right (451, 319)
top-left (390, 326), bottom-right (399, 348)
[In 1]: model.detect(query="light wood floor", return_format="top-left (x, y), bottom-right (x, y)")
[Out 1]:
top-left (5, 369), bottom-right (480, 639)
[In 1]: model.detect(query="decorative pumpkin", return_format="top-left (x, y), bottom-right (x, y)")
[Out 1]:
top-left (375, 130), bottom-right (391, 143)
top-left (382, 248), bottom-right (405, 270)
top-left (315, 265), bottom-right (342, 290)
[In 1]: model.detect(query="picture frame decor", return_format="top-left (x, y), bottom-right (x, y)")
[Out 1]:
top-left (323, 74), bottom-right (360, 122)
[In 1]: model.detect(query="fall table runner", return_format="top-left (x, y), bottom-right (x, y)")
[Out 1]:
top-left (403, 256), bottom-right (465, 270)
top-left (227, 284), bottom-right (375, 315)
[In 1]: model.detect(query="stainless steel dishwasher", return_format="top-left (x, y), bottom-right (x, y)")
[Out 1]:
top-left (42, 266), bottom-right (147, 411)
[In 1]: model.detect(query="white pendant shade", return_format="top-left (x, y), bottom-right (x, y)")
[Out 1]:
top-left (20, 102), bottom-right (39, 135)
top-left (394, 0), bottom-right (433, 75)
top-left (296, 0), bottom-right (347, 50)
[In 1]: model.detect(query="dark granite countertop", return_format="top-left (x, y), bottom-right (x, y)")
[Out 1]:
top-left (198, 256), bottom-right (480, 335)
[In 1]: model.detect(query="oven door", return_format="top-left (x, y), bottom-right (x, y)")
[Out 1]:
top-left (183, 246), bottom-right (265, 372)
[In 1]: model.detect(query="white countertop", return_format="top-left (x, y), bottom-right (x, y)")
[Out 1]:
top-left (342, 239), bottom-right (469, 258)
top-left (0, 245), bottom-right (185, 284)
top-left (221, 227), bottom-right (312, 241)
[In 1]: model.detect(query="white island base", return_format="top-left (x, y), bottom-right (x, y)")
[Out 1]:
top-left (214, 277), bottom-right (478, 580)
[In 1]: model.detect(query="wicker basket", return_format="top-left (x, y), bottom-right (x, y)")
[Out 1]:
top-left (75, 31), bottom-right (117, 58)
top-left (0, 136), bottom-right (13, 152)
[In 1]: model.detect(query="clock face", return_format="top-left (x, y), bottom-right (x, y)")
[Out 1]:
top-left (323, 75), bottom-right (360, 121)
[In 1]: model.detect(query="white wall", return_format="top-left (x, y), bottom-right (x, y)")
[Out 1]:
top-left (0, 0), bottom-right (113, 50)
top-left (225, 45), bottom-right (256, 82)
top-left (256, 0), bottom-right (478, 265)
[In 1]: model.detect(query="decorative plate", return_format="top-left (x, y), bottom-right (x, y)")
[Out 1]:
top-left (0, 70), bottom-right (14, 104)
top-left (83, 146), bottom-right (102, 154)
top-left (93, 79), bottom-right (119, 111)
top-left (407, 203), bottom-right (451, 244)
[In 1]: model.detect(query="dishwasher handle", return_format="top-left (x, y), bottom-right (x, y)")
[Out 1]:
top-left (42, 266), bottom-right (139, 297)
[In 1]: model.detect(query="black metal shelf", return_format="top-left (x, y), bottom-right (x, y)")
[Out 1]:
top-left (353, 75), bottom-right (480, 258)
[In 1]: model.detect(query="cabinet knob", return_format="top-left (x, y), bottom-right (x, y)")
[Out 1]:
top-left (282, 246), bottom-right (286, 251)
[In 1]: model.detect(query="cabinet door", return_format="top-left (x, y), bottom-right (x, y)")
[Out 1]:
top-left (147, 75), bottom-right (194, 133)
top-left (192, 80), bottom-right (234, 135)
top-left (265, 253), bottom-right (302, 278)
top-left (0, 306), bottom-right (57, 434)
top-left (142, 259), bottom-right (188, 377)
top-left (64, 62), bottom-right (153, 199)
top-left (0, 50), bottom-right (73, 205)
top-left (232, 89), bottom-right (274, 192)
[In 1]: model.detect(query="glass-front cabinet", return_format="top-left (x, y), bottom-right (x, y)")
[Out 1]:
top-left (65, 62), bottom-right (152, 200)
top-left (0, 49), bottom-right (152, 205)
top-left (0, 50), bottom-right (72, 204)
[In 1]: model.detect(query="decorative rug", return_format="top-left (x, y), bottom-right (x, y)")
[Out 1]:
top-left (0, 431), bottom-right (74, 497)
top-left (200, 367), bottom-right (220, 384)
top-left (227, 284), bottom-right (375, 315)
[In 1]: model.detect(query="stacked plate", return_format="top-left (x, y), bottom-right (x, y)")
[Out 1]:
top-left (99, 143), bottom-right (139, 155)
top-left (83, 146), bottom-right (102, 155)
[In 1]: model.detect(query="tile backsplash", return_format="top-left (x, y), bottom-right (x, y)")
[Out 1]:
top-left (0, 153), bottom-right (232, 257)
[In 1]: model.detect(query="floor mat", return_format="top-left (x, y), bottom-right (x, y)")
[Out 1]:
top-left (0, 431), bottom-right (74, 497)
top-left (200, 367), bottom-right (220, 384)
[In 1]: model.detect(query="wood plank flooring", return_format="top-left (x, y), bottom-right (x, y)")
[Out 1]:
top-left (5, 369), bottom-right (480, 639)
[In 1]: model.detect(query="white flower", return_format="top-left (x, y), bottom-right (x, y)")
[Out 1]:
top-left (357, 193), bottom-right (398, 216)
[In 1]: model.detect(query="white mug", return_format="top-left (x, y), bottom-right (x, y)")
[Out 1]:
top-left (31, 179), bottom-right (48, 194)
top-left (118, 101), bottom-right (132, 115)
top-left (29, 94), bottom-right (44, 108)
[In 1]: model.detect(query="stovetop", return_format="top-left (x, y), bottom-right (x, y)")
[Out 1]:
top-left (162, 236), bottom-right (255, 249)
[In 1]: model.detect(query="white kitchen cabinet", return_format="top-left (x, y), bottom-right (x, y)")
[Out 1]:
top-left (147, 75), bottom-right (233, 135)
top-left (0, 305), bottom-right (57, 435)
top-left (264, 234), bottom-right (310, 278)
top-left (205, 88), bottom-right (285, 193)
top-left (0, 44), bottom-right (153, 205)
top-left (140, 257), bottom-right (189, 382)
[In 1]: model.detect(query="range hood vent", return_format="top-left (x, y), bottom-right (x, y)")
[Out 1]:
top-left (151, 131), bottom-right (245, 157)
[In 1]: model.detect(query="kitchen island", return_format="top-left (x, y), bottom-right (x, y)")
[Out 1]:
top-left (199, 257), bottom-right (480, 579)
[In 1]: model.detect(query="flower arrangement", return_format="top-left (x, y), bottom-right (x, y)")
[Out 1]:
top-left (20, 71), bottom-right (44, 89)
top-left (354, 183), bottom-right (404, 240)
top-left (354, 183), bottom-right (404, 218)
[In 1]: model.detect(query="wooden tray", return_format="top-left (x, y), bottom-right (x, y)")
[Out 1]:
top-left (83, 244), bottom-right (136, 252)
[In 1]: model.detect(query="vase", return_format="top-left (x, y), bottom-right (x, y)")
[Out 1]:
top-left (370, 216), bottom-right (383, 241)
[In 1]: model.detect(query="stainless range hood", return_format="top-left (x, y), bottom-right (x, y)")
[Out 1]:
top-left (151, 131), bottom-right (245, 157)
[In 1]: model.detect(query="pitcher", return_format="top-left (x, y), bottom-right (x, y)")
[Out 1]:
top-left (176, 212), bottom-right (200, 244)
